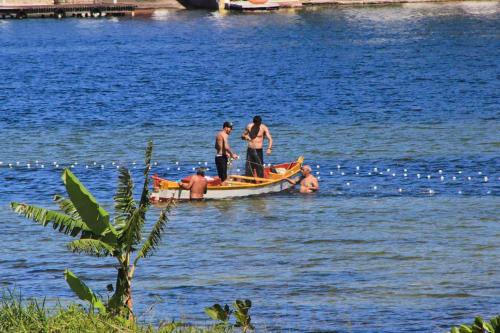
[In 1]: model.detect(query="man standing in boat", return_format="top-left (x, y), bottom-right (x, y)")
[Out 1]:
top-left (215, 121), bottom-right (238, 183)
top-left (241, 115), bottom-right (273, 178)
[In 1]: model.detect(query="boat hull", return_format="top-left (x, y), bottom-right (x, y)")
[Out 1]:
top-left (150, 156), bottom-right (304, 201)
top-left (176, 0), bottom-right (219, 10)
top-left (151, 173), bottom-right (302, 200)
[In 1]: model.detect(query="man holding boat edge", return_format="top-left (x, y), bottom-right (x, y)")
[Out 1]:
top-left (215, 121), bottom-right (238, 184)
top-left (241, 115), bottom-right (273, 178)
top-left (286, 165), bottom-right (319, 193)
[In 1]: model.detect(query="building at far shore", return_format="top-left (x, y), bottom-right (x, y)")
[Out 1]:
top-left (1, 0), bottom-right (99, 6)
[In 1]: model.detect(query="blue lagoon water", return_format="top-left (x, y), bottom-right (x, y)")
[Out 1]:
top-left (0, 3), bottom-right (499, 332)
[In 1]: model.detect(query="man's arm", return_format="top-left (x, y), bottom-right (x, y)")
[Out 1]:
top-left (179, 178), bottom-right (194, 190)
top-left (264, 125), bottom-right (273, 155)
top-left (310, 178), bottom-right (319, 191)
top-left (241, 125), bottom-right (251, 141)
top-left (223, 135), bottom-right (238, 159)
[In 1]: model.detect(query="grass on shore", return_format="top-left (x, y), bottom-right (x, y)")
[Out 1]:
top-left (0, 292), bottom-right (231, 333)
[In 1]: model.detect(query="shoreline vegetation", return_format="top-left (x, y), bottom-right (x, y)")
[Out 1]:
top-left (0, 291), bottom-right (227, 333)
top-left (1, 291), bottom-right (498, 333)
top-left (0, 290), bottom-right (257, 333)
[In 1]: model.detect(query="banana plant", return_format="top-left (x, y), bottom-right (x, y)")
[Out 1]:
top-left (11, 141), bottom-right (175, 320)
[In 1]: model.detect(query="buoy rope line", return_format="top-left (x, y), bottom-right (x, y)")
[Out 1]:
top-left (0, 159), bottom-right (497, 196)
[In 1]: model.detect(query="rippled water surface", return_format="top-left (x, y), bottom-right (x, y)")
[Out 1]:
top-left (1, 3), bottom-right (499, 332)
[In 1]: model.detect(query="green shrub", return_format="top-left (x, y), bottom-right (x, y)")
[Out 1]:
top-left (448, 315), bottom-right (500, 333)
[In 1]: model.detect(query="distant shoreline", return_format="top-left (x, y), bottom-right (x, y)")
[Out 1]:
top-left (127, 0), bottom-right (498, 11)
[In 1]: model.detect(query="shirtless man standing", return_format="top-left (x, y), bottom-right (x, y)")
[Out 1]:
top-left (241, 115), bottom-right (273, 178)
top-left (287, 165), bottom-right (319, 193)
top-left (178, 168), bottom-right (208, 200)
top-left (215, 121), bottom-right (238, 183)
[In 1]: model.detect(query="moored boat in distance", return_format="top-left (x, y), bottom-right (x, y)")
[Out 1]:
top-left (150, 156), bottom-right (304, 201)
top-left (176, 0), bottom-right (219, 10)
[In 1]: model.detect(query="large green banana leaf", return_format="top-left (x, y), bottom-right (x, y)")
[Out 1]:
top-left (61, 169), bottom-right (117, 243)
top-left (64, 269), bottom-right (106, 313)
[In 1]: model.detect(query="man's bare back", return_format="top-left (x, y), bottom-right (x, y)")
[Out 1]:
top-left (179, 173), bottom-right (208, 200)
top-left (215, 130), bottom-right (230, 156)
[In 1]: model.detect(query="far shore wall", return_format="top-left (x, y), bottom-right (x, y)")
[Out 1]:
top-left (0, 0), bottom-right (183, 6)
top-left (1, 0), bottom-right (54, 5)
top-left (54, 0), bottom-right (98, 4)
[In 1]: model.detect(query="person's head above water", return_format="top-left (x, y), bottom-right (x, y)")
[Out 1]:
top-left (253, 116), bottom-right (262, 125)
top-left (196, 167), bottom-right (206, 176)
top-left (301, 165), bottom-right (312, 175)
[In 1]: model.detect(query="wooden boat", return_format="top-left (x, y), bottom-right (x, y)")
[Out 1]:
top-left (150, 156), bottom-right (304, 201)
top-left (176, 0), bottom-right (219, 10)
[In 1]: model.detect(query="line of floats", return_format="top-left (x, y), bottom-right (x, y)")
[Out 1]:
top-left (1, 158), bottom-right (497, 198)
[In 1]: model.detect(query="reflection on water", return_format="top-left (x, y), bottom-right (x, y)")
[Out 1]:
top-left (0, 3), bottom-right (499, 332)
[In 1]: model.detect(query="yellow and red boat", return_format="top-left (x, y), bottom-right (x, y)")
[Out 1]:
top-left (150, 156), bottom-right (304, 201)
